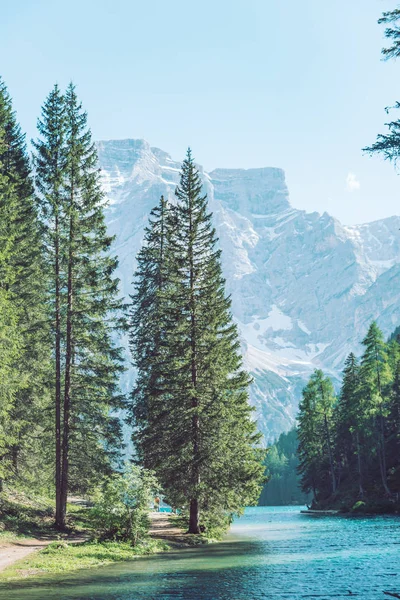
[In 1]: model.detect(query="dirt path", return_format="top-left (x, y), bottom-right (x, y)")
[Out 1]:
top-left (149, 512), bottom-right (189, 545)
top-left (0, 512), bottom-right (188, 572)
top-left (0, 537), bottom-right (58, 572)
top-left (0, 533), bottom-right (88, 573)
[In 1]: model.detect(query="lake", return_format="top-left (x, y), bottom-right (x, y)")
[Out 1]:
top-left (1, 506), bottom-right (399, 599)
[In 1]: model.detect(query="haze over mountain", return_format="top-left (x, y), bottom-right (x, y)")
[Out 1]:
top-left (98, 138), bottom-right (400, 442)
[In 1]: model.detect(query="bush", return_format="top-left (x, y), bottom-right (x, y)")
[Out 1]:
top-left (42, 541), bottom-right (69, 553)
top-left (351, 501), bottom-right (366, 513)
top-left (91, 465), bottom-right (157, 545)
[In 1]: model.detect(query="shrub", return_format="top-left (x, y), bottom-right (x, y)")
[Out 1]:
top-left (351, 501), bottom-right (366, 513)
top-left (91, 465), bottom-right (157, 545)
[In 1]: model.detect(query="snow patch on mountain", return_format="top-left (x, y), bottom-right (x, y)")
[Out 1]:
top-left (97, 139), bottom-right (400, 442)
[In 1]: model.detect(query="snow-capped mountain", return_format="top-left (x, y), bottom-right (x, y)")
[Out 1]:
top-left (97, 138), bottom-right (400, 442)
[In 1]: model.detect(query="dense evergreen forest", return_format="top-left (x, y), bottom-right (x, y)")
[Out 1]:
top-left (258, 428), bottom-right (310, 506)
top-left (0, 77), bottom-right (264, 545)
top-left (0, 79), bottom-right (129, 528)
top-left (297, 323), bottom-right (400, 512)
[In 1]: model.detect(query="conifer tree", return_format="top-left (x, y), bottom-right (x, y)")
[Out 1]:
top-left (316, 370), bottom-right (337, 495)
top-left (0, 168), bottom-right (21, 484)
top-left (33, 83), bottom-right (126, 528)
top-left (360, 322), bottom-right (392, 495)
top-left (297, 324), bottom-right (400, 507)
top-left (129, 196), bottom-right (171, 467)
top-left (130, 151), bottom-right (264, 533)
top-left (336, 353), bottom-right (364, 496)
top-left (387, 361), bottom-right (400, 492)
top-left (62, 83), bottom-right (126, 525)
top-left (298, 370), bottom-right (337, 501)
top-left (378, 8), bottom-right (400, 60)
top-left (297, 380), bottom-right (320, 503)
top-left (32, 84), bottom-right (66, 526)
top-left (364, 9), bottom-right (400, 163)
top-left (0, 77), bottom-right (50, 484)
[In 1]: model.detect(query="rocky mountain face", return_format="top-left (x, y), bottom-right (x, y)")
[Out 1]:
top-left (97, 138), bottom-right (400, 442)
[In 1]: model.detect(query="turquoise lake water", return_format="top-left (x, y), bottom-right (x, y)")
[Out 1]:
top-left (1, 506), bottom-right (399, 599)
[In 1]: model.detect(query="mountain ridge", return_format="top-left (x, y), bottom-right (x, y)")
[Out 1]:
top-left (97, 138), bottom-right (400, 441)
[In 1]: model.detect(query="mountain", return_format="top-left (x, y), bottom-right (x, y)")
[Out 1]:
top-left (97, 138), bottom-right (400, 442)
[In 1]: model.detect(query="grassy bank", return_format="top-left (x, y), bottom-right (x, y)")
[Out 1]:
top-left (0, 489), bottom-right (92, 538)
top-left (0, 538), bottom-right (167, 582)
top-left (0, 489), bottom-right (169, 582)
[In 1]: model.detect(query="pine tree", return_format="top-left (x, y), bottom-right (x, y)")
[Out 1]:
top-left (130, 150), bottom-right (264, 533)
top-left (0, 77), bottom-right (50, 486)
top-left (297, 370), bottom-right (337, 502)
top-left (129, 195), bottom-right (170, 468)
top-left (316, 370), bottom-right (337, 495)
top-left (32, 83), bottom-right (66, 526)
top-left (364, 9), bottom-right (400, 163)
top-left (298, 379), bottom-right (321, 503)
top-left (62, 83), bottom-right (126, 525)
top-left (0, 168), bottom-right (21, 484)
top-left (387, 361), bottom-right (400, 492)
top-left (378, 8), bottom-right (400, 60)
top-left (33, 82), bottom-right (126, 528)
top-left (336, 353), bottom-right (364, 496)
top-left (360, 322), bottom-right (392, 495)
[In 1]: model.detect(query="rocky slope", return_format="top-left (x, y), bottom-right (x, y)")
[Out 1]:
top-left (97, 139), bottom-right (400, 442)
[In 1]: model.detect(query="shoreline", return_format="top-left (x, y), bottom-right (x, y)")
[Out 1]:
top-left (149, 512), bottom-right (210, 547)
top-left (300, 508), bottom-right (400, 517)
top-left (0, 512), bottom-right (200, 581)
top-left (0, 531), bottom-right (89, 575)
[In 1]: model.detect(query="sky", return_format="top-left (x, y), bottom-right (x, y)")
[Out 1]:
top-left (2, 0), bottom-right (400, 224)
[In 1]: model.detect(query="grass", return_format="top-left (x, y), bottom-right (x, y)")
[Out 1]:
top-left (0, 489), bottom-right (56, 538)
top-left (0, 538), bottom-right (168, 582)
top-left (0, 530), bottom-right (28, 545)
top-left (0, 489), bottom-right (170, 582)
top-left (170, 514), bottom-right (225, 543)
top-left (0, 488), bottom-right (94, 538)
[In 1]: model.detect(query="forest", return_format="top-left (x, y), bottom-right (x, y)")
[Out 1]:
top-left (2, 5), bottom-right (400, 589)
top-left (297, 323), bottom-right (400, 512)
top-left (258, 428), bottom-right (310, 506)
top-left (0, 75), bottom-right (265, 575)
top-left (295, 9), bottom-right (400, 514)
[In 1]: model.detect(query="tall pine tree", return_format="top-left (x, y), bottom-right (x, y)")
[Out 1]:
top-left (130, 151), bottom-right (264, 533)
top-left (360, 322), bottom-right (392, 496)
top-left (335, 353), bottom-right (364, 496)
top-left (32, 83), bottom-right (66, 525)
top-left (33, 82), bottom-right (126, 528)
top-left (129, 196), bottom-right (171, 469)
top-left (0, 77), bottom-right (50, 487)
top-left (297, 370), bottom-right (337, 502)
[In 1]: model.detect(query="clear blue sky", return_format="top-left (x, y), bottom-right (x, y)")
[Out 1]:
top-left (2, 0), bottom-right (400, 224)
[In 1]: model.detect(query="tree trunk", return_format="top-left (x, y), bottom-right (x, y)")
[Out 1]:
top-left (188, 176), bottom-right (201, 534)
top-left (60, 211), bottom-right (74, 529)
top-left (377, 420), bottom-right (391, 496)
top-left (379, 410), bottom-right (390, 494)
top-left (355, 431), bottom-right (364, 498)
top-left (374, 345), bottom-right (391, 496)
top-left (54, 213), bottom-right (63, 529)
top-left (188, 498), bottom-right (200, 534)
top-left (324, 412), bottom-right (337, 495)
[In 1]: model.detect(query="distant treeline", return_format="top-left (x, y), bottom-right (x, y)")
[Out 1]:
top-left (258, 428), bottom-right (309, 506)
top-left (298, 323), bottom-right (400, 511)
